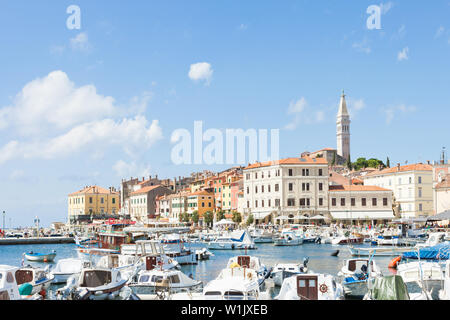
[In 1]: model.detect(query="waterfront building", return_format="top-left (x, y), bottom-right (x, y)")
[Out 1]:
top-left (434, 175), bottom-right (450, 215)
top-left (155, 194), bottom-right (172, 221)
top-left (129, 185), bottom-right (174, 223)
top-left (328, 185), bottom-right (395, 224)
top-left (68, 186), bottom-right (120, 224)
top-left (363, 163), bottom-right (433, 218)
top-left (243, 156), bottom-right (329, 223)
top-left (187, 190), bottom-right (215, 224)
top-left (170, 191), bottom-right (190, 222)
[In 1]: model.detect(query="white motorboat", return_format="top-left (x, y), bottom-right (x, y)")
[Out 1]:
top-left (120, 240), bottom-right (180, 270)
top-left (275, 273), bottom-right (344, 300)
top-left (372, 235), bottom-right (400, 246)
top-left (273, 230), bottom-right (303, 246)
top-left (338, 258), bottom-right (382, 298)
top-left (0, 265), bottom-right (43, 300)
top-left (226, 255), bottom-right (270, 287)
top-left (95, 254), bottom-right (144, 282)
top-left (270, 258), bottom-right (309, 287)
top-left (195, 248), bottom-right (214, 261)
top-left (208, 230), bottom-right (256, 250)
top-left (250, 228), bottom-right (274, 243)
top-left (72, 267), bottom-right (128, 300)
top-left (170, 265), bottom-right (271, 300)
top-left (128, 269), bottom-right (202, 300)
top-left (15, 265), bottom-right (55, 295)
top-left (51, 258), bottom-right (90, 284)
top-left (397, 260), bottom-right (442, 300)
top-left (348, 246), bottom-right (414, 257)
top-left (416, 232), bottom-right (447, 248)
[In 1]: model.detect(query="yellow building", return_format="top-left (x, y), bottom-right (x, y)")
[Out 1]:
top-left (68, 186), bottom-right (120, 220)
top-left (187, 190), bottom-right (215, 218)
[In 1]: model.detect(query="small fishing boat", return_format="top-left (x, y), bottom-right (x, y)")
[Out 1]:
top-left (338, 258), bottom-right (382, 298)
top-left (273, 230), bottom-right (303, 246)
top-left (331, 234), bottom-right (364, 245)
top-left (226, 255), bottom-right (270, 287)
top-left (275, 273), bottom-right (344, 300)
top-left (208, 230), bottom-right (256, 250)
top-left (0, 265), bottom-right (44, 300)
top-left (24, 250), bottom-right (56, 262)
top-left (195, 248), bottom-right (214, 261)
top-left (73, 267), bottom-right (128, 300)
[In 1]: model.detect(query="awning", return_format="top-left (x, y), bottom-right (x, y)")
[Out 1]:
top-left (253, 212), bottom-right (272, 220)
top-left (275, 215), bottom-right (290, 220)
top-left (293, 215), bottom-right (310, 220)
top-left (427, 210), bottom-right (450, 221)
top-left (330, 210), bottom-right (395, 220)
top-left (309, 215), bottom-right (326, 220)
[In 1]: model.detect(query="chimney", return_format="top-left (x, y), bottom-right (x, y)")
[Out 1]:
top-left (427, 160), bottom-right (430, 165)
top-left (397, 163), bottom-right (400, 171)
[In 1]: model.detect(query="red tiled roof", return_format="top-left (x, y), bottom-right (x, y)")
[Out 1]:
top-left (329, 185), bottom-right (391, 192)
top-left (366, 163), bottom-right (432, 177)
top-left (130, 185), bottom-right (163, 195)
top-left (245, 156), bottom-right (328, 169)
top-left (69, 186), bottom-right (118, 196)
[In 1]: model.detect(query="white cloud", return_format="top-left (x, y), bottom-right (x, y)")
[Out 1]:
top-left (285, 97), bottom-right (325, 130)
top-left (113, 160), bottom-right (151, 178)
top-left (238, 24), bottom-right (248, 30)
top-left (188, 62), bottom-right (213, 85)
top-left (397, 47), bottom-right (409, 61)
top-left (347, 98), bottom-right (366, 118)
top-left (70, 32), bottom-right (91, 52)
top-left (2, 70), bottom-right (116, 135)
top-left (383, 104), bottom-right (416, 124)
top-left (0, 71), bottom-right (162, 165)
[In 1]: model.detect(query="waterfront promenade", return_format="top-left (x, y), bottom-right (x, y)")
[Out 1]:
top-left (0, 236), bottom-right (74, 245)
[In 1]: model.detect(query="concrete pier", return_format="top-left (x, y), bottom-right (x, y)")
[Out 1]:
top-left (0, 237), bottom-right (75, 245)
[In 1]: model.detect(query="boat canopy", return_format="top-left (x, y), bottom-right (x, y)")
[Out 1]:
top-left (427, 210), bottom-right (450, 221)
top-left (368, 275), bottom-right (410, 300)
top-left (402, 243), bottom-right (450, 260)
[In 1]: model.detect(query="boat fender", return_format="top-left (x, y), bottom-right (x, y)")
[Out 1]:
top-left (388, 256), bottom-right (402, 269)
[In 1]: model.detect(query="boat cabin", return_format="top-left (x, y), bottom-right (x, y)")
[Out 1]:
top-left (0, 265), bottom-right (20, 300)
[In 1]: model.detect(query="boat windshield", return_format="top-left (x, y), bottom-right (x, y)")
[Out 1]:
top-left (224, 290), bottom-right (245, 300)
top-left (82, 270), bottom-right (112, 287)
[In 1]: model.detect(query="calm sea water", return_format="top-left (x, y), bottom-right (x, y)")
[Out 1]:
top-left (0, 242), bottom-right (397, 283)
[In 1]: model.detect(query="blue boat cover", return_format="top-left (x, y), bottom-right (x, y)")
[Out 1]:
top-left (402, 242), bottom-right (450, 260)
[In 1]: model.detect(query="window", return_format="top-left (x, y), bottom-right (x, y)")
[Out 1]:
top-left (319, 169), bottom-right (323, 176)
top-left (383, 198), bottom-right (388, 206)
top-left (247, 201), bottom-right (250, 208)
top-left (247, 187), bottom-right (249, 194)
top-left (262, 185), bottom-right (265, 193)
top-left (362, 198), bottom-right (367, 206)
top-left (268, 185), bottom-right (271, 192)
top-left (262, 200), bottom-right (264, 207)
top-left (268, 199), bottom-right (271, 207)
top-left (288, 169), bottom-right (293, 176)
top-left (275, 199), bottom-right (280, 206)
top-left (419, 203), bottom-right (423, 211)
top-left (332, 198), bottom-right (336, 206)
top-left (418, 176), bottom-right (422, 184)
top-left (287, 198), bottom-right (295, 206)
top-left (255, 173), bottom-right (258, 179)
top-left (319, 198), bottom-right (323, 206)
top-left (112, 198), bottom-right (116, 204)
top-left (300, 198), bottom-right (305, 206)
top-left (255, 186), bottom-right (258, 193)
top-left (275, 184), bottom-right (279, 192)
top-left (289, 183), bottom-right (293, 191)
top-left (262, 172), bottom-right (264, 179)
top-left (372, 198), bottom-right (377, 206)
top-left (341, 198), bottom-right (345, 206)
top-left (418, 188), bottom-right (422, 198)
top-left (101, 198), bottom-right (104, 204)
top-left (319, 183), bottom-right (323, 191)
top-left (89, 197), bottom-right (93, 204)
top-left (255, 200), bottom-right (258, 208)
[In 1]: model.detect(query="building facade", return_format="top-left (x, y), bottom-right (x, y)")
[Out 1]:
top-left (129, 185), bottom-right (174, 222)
top-left (243, 156), bottom-right (329, 222)
top-left (363, 163), bottom-right (433, 218)
top-left (328, 185), bottom-right (394, 223)
top-left (68, 186), bottom-right (120, 224)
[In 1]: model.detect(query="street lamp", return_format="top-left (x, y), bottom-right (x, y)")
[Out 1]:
top-left (2, 211), bottom-right (5, 232)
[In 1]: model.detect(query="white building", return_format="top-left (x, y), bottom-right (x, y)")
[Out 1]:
top-left (328, 185), bottom-right (395, 223)
top-left (363, 163), bottom-right (433, 218)
top-left (243, 156), bottom-right (329, 222)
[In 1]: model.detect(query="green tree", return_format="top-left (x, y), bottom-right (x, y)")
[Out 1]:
top-left (191, 210), bottom-right (199, 224)
top-left (232, 212), bottom-right (242, 224)
top-left (246, 214), bottom-right (254, 226)
top-left (354, 157), bottom-right (368, 170)
top-left (180, 212), bottom-right (190, 223)
top-left (216, 210), bottom-right (225, 221)
top-left (346, 155), bottom-right (352, 170)
top-left (203, 211), bottom-right (214, 227)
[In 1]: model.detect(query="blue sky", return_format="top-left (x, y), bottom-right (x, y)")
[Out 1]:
top-left (0, 1), bottom-right (449, 227)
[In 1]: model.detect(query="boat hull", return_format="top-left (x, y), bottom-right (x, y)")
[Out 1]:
top-left (24, 253), bottom-right (56, 262)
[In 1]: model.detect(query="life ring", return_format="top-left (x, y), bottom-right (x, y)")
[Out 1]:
top-left (319, 284), bottom-right (328, 293)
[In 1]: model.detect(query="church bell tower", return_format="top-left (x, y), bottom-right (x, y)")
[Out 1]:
top-left (336, 91), bottom-right (351, 161)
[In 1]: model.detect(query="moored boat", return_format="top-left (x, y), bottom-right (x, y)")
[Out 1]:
top-left (24, 250), bottom-right (56, 262)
